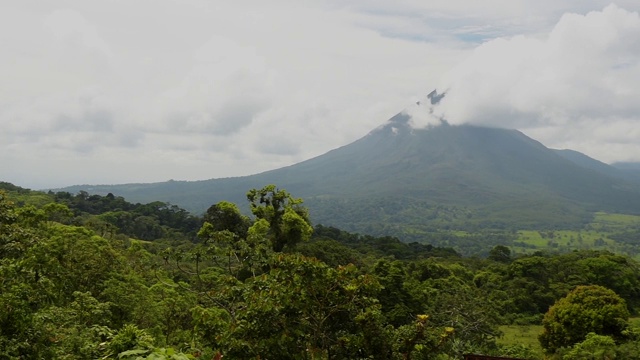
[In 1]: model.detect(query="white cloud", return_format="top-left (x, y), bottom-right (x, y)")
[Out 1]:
top-left (432, 4), bottom-right (640, 162)
top-left (154, 35), bottom-right (274, 135)
top-left (1, 1), bottom-right (640, 189)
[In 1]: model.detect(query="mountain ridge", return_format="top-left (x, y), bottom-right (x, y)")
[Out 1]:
top-left (53, 114), bottom-right (640, 236)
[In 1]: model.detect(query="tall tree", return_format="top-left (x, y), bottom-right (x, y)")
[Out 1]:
top-left (539, 285), bottom-right (630, 353)
top-left (203, 201), bottom-right (251, 238)
top-left (246, 185), bottom-right (312, 252)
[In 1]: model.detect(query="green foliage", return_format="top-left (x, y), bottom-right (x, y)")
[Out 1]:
top-left (489, 250), bottom-right (640, 318)
top-left (109, 324), bottom-right (155, 355)
top-left (247, 185), bottom-right (313, 252)
top-left (312, 224), bottom-right (460, 260)
top-left (118, 347), bottom-right (196, 360)
top-left (203, 201), bottom-right (251, 238)
top-left (488, 245), bottom-right (512, 263)
top-left (539, 285), bottom-right (630, 353)
top-left (562, 332), bottom-right (617, 360)
top-left (236, 256), bottom-right (383, 358)
top-left (496, 344), bottom-right (542, 360)
top-left (52, 191), bottom-right (202, 241)
top-left (294, 237), bottom-right (363, 267)
top-left (390, 315), bottom-right (456, 360)
top-left (7, 184), bottom-right (640, 359)
top-left (0, 191), bottom-right (17, 223)
top-left (42, 202), bottom-right (74, 224)
top-left (39, 292), bottom-right (114, 359)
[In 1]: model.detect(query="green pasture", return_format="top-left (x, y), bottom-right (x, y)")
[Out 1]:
top-left (516, 230), bottom-right (612, 247)
top-left (497, 324), bottom-right (544, 354)
top-left (591, 212), bottom-right (640, 230)
top-left (498, 318), bottom-right (640, 358)
top-left (509, 212), bottom-right (640, 256)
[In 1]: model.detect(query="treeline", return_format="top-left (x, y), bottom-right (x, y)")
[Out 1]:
top-left (52, 190), bottom-right (202, 241)
top-left (2, 183), bottom-right (640, 359)
top-left (306, 194), bottom-right (593, 246)
top-left (0, 183), bottom-right (202, 242)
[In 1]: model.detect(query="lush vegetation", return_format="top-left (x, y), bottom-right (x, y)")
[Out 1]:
top-left (3, 182), bottom-right (640, 359)
top-left (539, 285), bottom-right (630, 353)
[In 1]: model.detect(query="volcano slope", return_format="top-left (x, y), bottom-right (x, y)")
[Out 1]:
top-left (58, 113), bottom-right (640, 237)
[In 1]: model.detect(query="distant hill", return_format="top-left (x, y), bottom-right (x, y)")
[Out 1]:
top-left (553, 149), bottom-right (619, 176)
top-left (613, 162), bottom-right (640, 170)
top-left (611, 162), bottom-right (640, 181)
top-left (56, 110), bottom-right (640, 238)
top-left (554, 150), bottom-right (640, 182)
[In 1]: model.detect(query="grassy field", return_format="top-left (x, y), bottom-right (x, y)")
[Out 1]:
top-left (592, 212), bottom-right (640, 230)
top-left (629, 317), bottom-right (640, 328)
top-left (497, 324), bottom-right (544, 354)
top-left (515, 229), bottom-right (613, 248)
top-left (498, 318), bottom-right (640, 358)
top-left (509, 212), bottom-right (640, 257)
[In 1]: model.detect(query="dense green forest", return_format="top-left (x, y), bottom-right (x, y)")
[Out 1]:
top-left (2, 182), bottom-right (640, 359)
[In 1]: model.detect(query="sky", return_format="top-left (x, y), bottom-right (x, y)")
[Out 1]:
top-left (2, 1), bottom-right (640, 189)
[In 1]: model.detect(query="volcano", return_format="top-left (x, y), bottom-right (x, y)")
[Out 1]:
top-left (57, 106), bottom-right (640, 235)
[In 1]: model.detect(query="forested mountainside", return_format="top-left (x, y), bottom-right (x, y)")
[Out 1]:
top-left (3, 182), bottom-right (640, 359)
top-left (612, 162), bottom-right (640, 180)
top-left (57, 121), bottom-right (640, 239)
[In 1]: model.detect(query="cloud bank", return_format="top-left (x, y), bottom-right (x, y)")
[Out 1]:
top-left (431, 4), bottom-right (640, 162)
top-left (1, 1), bottom-right (639, 188)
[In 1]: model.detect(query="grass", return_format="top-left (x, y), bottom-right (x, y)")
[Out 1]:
top-left (497, 319), bottom-right (640, 359)
top-left (592, 212), bottom-right (640, 230)
top-left (497, 325), bottom-right (544, 354)
top-left (509, 212), bottom-right (640, 256)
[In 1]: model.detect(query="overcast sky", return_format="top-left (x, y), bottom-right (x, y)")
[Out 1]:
top-left (3, 1), bottom-right (640, 189)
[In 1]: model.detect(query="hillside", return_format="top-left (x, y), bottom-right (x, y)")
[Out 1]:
top-left (612, 162), bottom-right (640, 181)
top-left (57, 112), bottom-right (640, 236)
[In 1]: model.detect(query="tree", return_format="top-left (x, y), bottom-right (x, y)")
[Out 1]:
top-left (246, 185), bottom-right (312, 252)
top-left (191, 252), bottom-right (388, 359)
top-left (42, 202), bottom-right (73, 224)
top-left (203, 201), bottom-right (251, 238)
top-left (577, 254), bottom-right (640, 309)
top-left (539, 285), bottom-right (630, 353)
top-left (488, 245), bottom-right (511, 263)
top-left (562, 333), bottom-right (616, 360)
